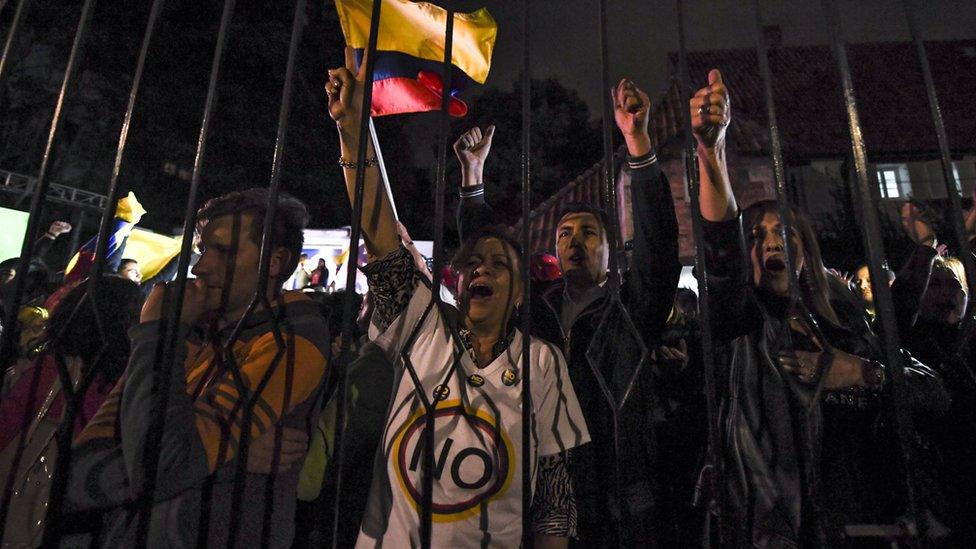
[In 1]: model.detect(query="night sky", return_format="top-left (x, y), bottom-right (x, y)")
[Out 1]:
top-left (450, 0), bottom-right (976, 112)
top-left (478, 0), bottom-right (976, 110)
top-left (3, 0), bottom-right (975, 243)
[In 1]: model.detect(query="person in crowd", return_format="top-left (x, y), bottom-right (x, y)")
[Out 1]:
top-left (853, 262), bottom-right (894, 320)
top-left (28, 220), bottom-right (73, 273)
top-left (293, 289), bottom-right (359, 547)
top-left (654, 299), bottom-right (707, 544)
top-left (0, 274), bottom-right (140, 546)
top-left (289, 253), bottom-right (312, 290)
top-left (65, 188), bottom-right (330, 547)
top-left (34, 194), bottom-right (146, 323)
top-left (327, 52), bottom-right (590, 548)
top-left (117, 258), bottom-right (142, 284)
top-left (454, 81), bottom-right (683, 543)
top-left (0, 221), bottom-right (72, 338)
top-left (62, 193), bottom-right (144, 288)
top-left (295, 289), bottom-right (394, 549)
top-left (693, 68), bottom-right (950, 545)
top-left (674, 287), bottom-right (698, 319)
top-left (310, 257), bottom-right (329, 289)
top-left (891, 201), bottom-right (976, 543)
top-left (0, 259), bottom-right (14, 287)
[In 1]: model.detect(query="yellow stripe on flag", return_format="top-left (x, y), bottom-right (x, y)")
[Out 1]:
top-left (64, 228), bottom-right (180, 280)
top-left (124, 228), bottom-right (182, 280)
top-left (335, 0), bottom-right (497, 84)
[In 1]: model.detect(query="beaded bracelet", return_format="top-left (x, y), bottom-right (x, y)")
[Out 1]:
top-left (339, 155), bottom-right (379, 169)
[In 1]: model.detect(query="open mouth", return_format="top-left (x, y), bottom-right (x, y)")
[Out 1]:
top-left (764, 256), bottom-right (787, 272)
top-left (568, 250), bottom-right (586, 265)
top-left (469, 283), bottom-right (494, 300)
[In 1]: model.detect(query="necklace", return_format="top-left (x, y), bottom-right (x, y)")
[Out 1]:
top-left (459, 327), bottom-right (512, 368)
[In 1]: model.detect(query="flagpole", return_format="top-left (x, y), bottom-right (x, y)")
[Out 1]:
top-left (368, 116), bottom-right (398, 221)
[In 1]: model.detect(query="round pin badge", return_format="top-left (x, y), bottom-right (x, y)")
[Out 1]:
top-left (432, 384), bottom-right (450, 401)
top-left (467, 374), bottom-right (486, 387)
top-left (501, 368), bottom-right (519, 386)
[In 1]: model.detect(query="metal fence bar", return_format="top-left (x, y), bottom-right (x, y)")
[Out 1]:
top-left (133, 0), bottom-right (238, 544)
top-left (902, 0), bottom-right (976, 330)
top-left (0, 0), bottom-right (93, 374)
top-left (89, 0), bottom-right (163, 280)
top-left (428, 17), bottom-right (454, 306)
top-left (591, 2), bottom-right (625, 540)
top-left (218, 1), bottom-right (306, 546)
top-left (0, 2), bottom-right (112, 540)
top-left (574, 3), bottom-right (656, 544)
top-left (419, 10), bottom-right (455, 548)
top-left (750, 2), bottom-right (839, 540)
top-left (752, 0), bottom-right (803, 316)
top-left (330, 0), bottom-right (382, 546)
top-left (30, 1), bottom-right (166, 544)
top-left (195, 212), bottom-right (244, 548)
top-left (596, 0), bottom-right (621, 293)
top-left (674, 0), bottom-right (724, 539)
top-left (0, 0), bottom-right (30, 92)
top-left (518, 0), bottom-right (533, 542)
top-left (821, 0), bottom-right (924, 538)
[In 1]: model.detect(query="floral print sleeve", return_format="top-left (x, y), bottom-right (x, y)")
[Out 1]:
top-left (361, 245), bottom-right (424, 333)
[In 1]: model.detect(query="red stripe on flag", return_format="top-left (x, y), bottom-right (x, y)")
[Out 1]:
top-left (371, 77), bottom-right (468, 117)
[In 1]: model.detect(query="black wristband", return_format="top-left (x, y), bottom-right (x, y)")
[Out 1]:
top-left (459, 184), bottom-right (485, 199)
top-left (627, 151), bottom-right (657, 170)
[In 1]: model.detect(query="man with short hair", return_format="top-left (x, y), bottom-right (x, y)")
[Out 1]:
top-left (455, 80), bottom-right (683, 545)
top-left (289, 252), bottom-right (311, 289)
top-left (117, 258), bottom-right (142, 284)
top-left (68, 188), bottom-right (329, 547)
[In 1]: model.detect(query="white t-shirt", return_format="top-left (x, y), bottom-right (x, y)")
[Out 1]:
top-left (356, 284), bottom-right (590, 548)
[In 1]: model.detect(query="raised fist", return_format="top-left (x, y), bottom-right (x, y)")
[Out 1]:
top-left (47, 221), bottom-right (72, 237)
top-left (612, 78), bottom-right (650, 139)
top-left (690, 69), bottom-right (730, 149)
top-left (453, 125), bottom-right (495, 181)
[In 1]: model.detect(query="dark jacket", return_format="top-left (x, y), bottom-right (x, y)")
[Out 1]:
top-left (703, 215), bottom-right (950, 547)
top-left (458, 152), bottom-right (681, 546)
top-left (891, 244), bottom-right (976, 543)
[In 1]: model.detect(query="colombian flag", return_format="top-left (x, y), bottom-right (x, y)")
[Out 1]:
top-left (63, 192), bottom-right (181, 285)
top-left (334, 0), bottom-right (497, 117)
top-left (63, 192), bottom-right (146, 286)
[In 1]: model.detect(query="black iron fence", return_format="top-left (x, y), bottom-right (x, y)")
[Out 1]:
top-left (0, 0), bottom-right (970, 547)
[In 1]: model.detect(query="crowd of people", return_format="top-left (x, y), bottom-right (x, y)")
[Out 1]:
top-left (0, 55), bottom-right (973, 548)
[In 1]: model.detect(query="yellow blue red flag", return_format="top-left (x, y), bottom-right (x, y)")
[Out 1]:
top-left (334, 0), bottom-right (497, 117)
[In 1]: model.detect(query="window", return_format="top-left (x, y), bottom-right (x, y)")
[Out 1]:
top-left (878, 168), bottom-right (900, 198)
top-left (876, 164), bottom-right (910, 199)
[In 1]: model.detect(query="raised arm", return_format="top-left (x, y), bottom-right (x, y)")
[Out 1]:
top-left (690, 69), bottom-right (753, 340)
top-left (32, 220), bottom-right (71, 264)
top-left (691, 69), bottom-right (736, 223)
top-left (327, 49), bottom-right (398, 259)
top-left (613, 79), bottom-right (680, 339)
top-left (454, 126), bottom-right (497, 242)
top-left (891, 202), bottom-right (939, 333)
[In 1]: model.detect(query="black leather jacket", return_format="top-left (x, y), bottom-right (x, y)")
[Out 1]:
top-left (702, 215), bottom-right (950, 547)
